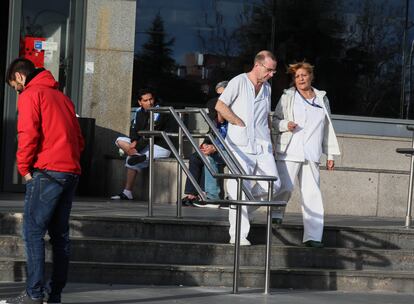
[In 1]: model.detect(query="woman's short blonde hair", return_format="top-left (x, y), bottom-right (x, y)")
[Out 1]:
top-left (287, 61), bottom-right (314, 80)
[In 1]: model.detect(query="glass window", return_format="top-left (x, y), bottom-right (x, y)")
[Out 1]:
top-left (272, 0), bottom-right (412, 119)
top-left (20, 0), bottom-right (72, 93)
top-left (133, 0), bottom-right (265, 107)
top-left (133, 0), bottom-right (413, 119)
top-left (0, 0), bottom-right (9, 112)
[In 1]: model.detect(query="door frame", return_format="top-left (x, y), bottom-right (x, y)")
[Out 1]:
top-left (0, 0), bottom-right (87, 192)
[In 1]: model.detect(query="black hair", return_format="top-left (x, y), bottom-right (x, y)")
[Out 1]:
top-left (137, 88), bottom-right (155, 100)
top-left (5, 58), bottom-right (35, 84)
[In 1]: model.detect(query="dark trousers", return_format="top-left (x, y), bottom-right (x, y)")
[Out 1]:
top-left (23, 170), bottom-right (79, 301)
top-left (184, 152), bottom-right (205, 195)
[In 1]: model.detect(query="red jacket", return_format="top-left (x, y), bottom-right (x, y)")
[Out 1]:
top-left (16, 70), bottom-right (85, 176)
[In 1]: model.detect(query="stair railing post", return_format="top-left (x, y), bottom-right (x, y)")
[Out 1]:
top-left (233, 178), bottom-right (243, 294)
top-left (148, 111), bottom-right (155, 217)
top-left (264, 181), bottom-right (274, 294)
top-left (405, 130), bottom-right (414, 228)
top-left (177, 112), bottom-right (184, 218)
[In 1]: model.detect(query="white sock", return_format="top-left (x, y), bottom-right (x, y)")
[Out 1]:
top-left (123, 189), bottom-right (133, 199)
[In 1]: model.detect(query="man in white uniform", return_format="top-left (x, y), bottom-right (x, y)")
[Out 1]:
top-left (215, 50), bottom-right (281, 246)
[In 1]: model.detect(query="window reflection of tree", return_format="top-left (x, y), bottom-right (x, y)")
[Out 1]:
top-left (196, 3), bottom-right (240, 59)
top-left (231, 0), bottom-right (407, 119)
top-left (133, 13), bottom-right (206, 107)
top-left (22, 10), bottom-right (66, 37)
top-left (343, 0), bottom-right (403, 118)
top-left (195, 1), bottom-right (273, 96)
top-left (233, 0), bottom-right (345, 108)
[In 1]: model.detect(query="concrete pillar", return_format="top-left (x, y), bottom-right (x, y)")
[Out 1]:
top-left (81, 0), bottom-right (136, 195)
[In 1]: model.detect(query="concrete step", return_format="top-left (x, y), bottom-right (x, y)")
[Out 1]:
top-left (2, 235), bottom-right (414, 271)
top-left (1, 213), bottom-right (413, 250)
top-left (65, 218), bottom-right (414, 250)
top-left (1, 258), bottom-right (413, 292)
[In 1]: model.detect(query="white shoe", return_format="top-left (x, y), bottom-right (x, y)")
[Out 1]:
top-left (110, 192), bottom-right (133, 200)
top-left (229, 237), bottom-right (251, 246)
top-left (193, 202), bottom-right (219, 208)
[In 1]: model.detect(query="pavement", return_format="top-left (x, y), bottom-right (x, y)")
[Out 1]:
top-left (0, 283), bottom-right (414, 304)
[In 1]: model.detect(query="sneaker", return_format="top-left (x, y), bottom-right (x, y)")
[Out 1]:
top-left (304, 240), bottom-right (324, 248)
top-left (126, 154), bottom-right (146, 166)
top-left (110, 192), bottom-right (133, 200)
top-left (181, 195), bottom-right (202, 207)
top-left (272, 206), bottom-right (285, 225)
top-left (0, 292), bottom-right (43, 304)
top-left (193, 202), bottom-right (219, 209)
top-left (181, 197), bottom-right (196, 207)
top-left (271, 218), bottom-right (283, 225)
top-left (229, 237), bottom-right (251, 246)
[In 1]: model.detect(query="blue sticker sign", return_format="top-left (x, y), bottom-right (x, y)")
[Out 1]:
top-left (34, 41), bottom-right (43, 50)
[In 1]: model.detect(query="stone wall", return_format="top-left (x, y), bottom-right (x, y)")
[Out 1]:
top-left (81, 0), bottom-right (136, 194)
top-left (103, 133), bottom-right (414, 218)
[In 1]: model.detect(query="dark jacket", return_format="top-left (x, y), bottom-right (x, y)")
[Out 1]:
top-left (129, 105), bottom-right (172, 151)
top-left (16, 69), bottom-right (84, 176)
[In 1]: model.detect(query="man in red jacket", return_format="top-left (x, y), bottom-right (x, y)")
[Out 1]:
top-left (2, 58), bottom-right (84, 304)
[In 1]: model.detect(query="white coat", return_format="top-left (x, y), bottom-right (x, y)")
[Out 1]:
top-left (272, 87), bottom-right (340, 160)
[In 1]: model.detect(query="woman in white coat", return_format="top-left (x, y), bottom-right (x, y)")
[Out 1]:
top-left (272, 61), bottom-right (340, 248)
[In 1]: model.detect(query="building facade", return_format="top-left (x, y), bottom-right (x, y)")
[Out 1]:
top-left (1, 0), bottom-right (413, 194)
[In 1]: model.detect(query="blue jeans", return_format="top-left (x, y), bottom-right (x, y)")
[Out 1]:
top-left (23, 170), bottom-right (79, 300)
top-left (184, 152), bottom-right (223, 200)
top-left (203, 154), bottom-right (223, 200)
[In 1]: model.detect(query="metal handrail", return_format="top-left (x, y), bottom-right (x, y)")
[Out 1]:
top-left (151, 107), bottom-right (257, 200)
top-left (149, 107), bottom-right (254, 199)
top-left (141, 106), bottom-right (286, 295)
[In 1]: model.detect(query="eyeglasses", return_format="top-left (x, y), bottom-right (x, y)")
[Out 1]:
top-left (260, 62), bottom-right (277, 74)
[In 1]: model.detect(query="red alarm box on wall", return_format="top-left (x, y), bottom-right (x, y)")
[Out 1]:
top-left (20, 36), bottom-right (46, 68)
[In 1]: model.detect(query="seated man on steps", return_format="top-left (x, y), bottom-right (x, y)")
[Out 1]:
top-left (182, 81), bottom-right (228, 208)
top-left (111, 89), bottom-right (171, 200)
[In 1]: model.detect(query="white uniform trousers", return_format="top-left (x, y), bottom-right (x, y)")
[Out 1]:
top-left (228, 149), bottom-right (281, 240)
top-left (276, 160), bottom-right (324, 242)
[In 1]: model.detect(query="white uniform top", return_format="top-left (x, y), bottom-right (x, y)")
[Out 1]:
top-left (277, 91), bottom-right (326, 163)
top-left (219, 73), bottom-right (272, 155)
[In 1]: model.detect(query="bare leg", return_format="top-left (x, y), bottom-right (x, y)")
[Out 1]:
top-left (125, 168), bottom-right (138, 191)
top-left (116, 139), bottom-right (137, 156)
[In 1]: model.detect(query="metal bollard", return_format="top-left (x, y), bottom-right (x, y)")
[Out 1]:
top-left (406, 156), bottom-right (414, 228)
top-left (405, 127), bottom-right (414, 228)
top-left (176, 112), bottom-right (184, 218)
top-left (232, 178), bottom-right (243, 294)
top-left (264, 182), bottom-right (274, 294)
top-left (148, 111), bottom-right (155, 217)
